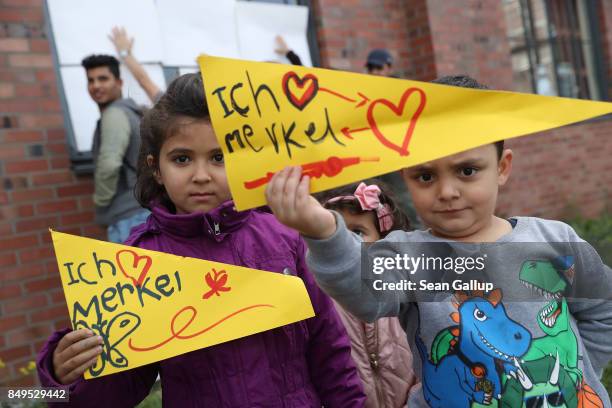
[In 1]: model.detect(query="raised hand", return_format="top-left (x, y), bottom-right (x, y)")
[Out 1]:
top-left (265, 166), bottom-right (336, 239)
top-left (108, 26), bottom-right (133, 55)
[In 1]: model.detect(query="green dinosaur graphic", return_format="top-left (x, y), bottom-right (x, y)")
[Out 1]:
top-left (500, 353), bottom-right (577, 408)
top-left (519, 259), bottom-right (582, 385)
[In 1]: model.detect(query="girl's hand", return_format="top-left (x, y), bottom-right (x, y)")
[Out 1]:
top-left (52, 329), bottom-right (103, 384)
top-left (265, 166), bottom-right (336, 239)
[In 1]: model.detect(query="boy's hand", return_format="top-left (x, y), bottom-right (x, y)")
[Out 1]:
top-left (52, 329), bottom-right (103, 384)
top-left (266, 166), bottom-right (336, 239)
top-left (108, 26), bottom-right (133, 55)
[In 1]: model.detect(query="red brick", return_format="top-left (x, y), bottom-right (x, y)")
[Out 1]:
top-left (0, 222), bottom-right (13, 235)
top-left (3, 262), bottom-right (45, 281)
top-left (46, 141), bottom-right (68, 156)
top-left (0, 344), bottom-right (31, 363)
top-left (31, 171), bottom-right (73, 186)
top-left (6, 324), bottom-right (54, 346)
top-left (0, 68), bottom-right (36, 83)
top-left (60, 211), bottom-right (94, 225)
top-left (14, 83), bottom-right (48, 98)
top-left (1, 0), bottom-right (43, 6)
top-left (29, 39), bottom-right (49, 53)
top-left (16, 204), bottom-right (34, 217)
top-left (50, 157), bottom-right (71, 169)
top-left (45, 258), bottom-right (59, 274)
top-left (0, 8), bottom-right (42, 22)
top-left (11, 187), bottom-right (54, 202)
top-left (38, 98), bottom-right (61, 112)
top-left (36, 199), bottom-right (78, 214)
top-left (0, 252), bottom-right (17, 267)
top-left (18, 246), bottom-right (54, 264)
top-left (15, 215), bottom-right (58, 233)
top-left (0, 144), bottom-right (24, 159)
top-left (8, 54), bottom-right (51, 68)
top-left (18, 113), bottom-right (64, 128)
top-left (35, 70), bottom-right (56, 83)
top-left (0, 38), bottom-right (29, 52)
top-left (52, 318), bottom-right (71, 331)
top-left (0, 315), bottom-right (27, 332)
top-left (57, 184), bottom-right (93, 197)
top-left (30, 304), bottom-right (68, 321)
top-left (24, 275), bottom-right (62, 293)
top-left (46, 128), bottom-right (65, 141)
top-left (0, 283), bottom-right (22, 300)
top-left (0, 82), bottom-right (15, 98)
top-left (3, 294), bottom-right (48, 315)
top-left (0, 234), bottom-right (38, 251)
top-left (1, 130), bottom-right (44, 143)
top-left (50, 288), bottom-right (66, 304)
top-left (5, 159), bottom-right (48, 174)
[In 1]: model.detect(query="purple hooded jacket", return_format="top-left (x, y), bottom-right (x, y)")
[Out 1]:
top-left (37, 201), bottom-right (366, 407)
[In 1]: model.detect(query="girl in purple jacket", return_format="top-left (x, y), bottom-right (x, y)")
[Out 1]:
top-left (37, 73), bottom-right (365, 407)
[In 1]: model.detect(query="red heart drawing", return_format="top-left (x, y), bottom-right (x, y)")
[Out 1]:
top-left (116, 249), bottom-right (152, 287)
top-left (282, 71), bottom-right (319, 111)
top-left (366, 88), bottom-right (427, 156)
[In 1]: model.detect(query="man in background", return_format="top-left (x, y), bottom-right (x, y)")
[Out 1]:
top-left (365, 48), bottom-right (394, 76)
top-left (83, 27), bottom-right (159, 243)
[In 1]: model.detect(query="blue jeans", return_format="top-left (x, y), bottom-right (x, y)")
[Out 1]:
top-left (107, 210), bottom-right (150, 244)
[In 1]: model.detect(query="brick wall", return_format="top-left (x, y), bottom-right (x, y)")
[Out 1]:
top-left (0, 0), bottom-right (104, 386)
top-left (497, 119), bottom-right (612, 219)
top-left (600, 0), bottom-right (612, 100)
top-left (0, 0), bottom-right (610, 387)
top-left (312, 0), bottom-right (432, 79)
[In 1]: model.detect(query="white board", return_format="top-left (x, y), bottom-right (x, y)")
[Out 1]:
top-left (60, 65), bottom-right (165, 152)
top-left (235, 2), bottom-right (312, 66)
top-left (48, 0), bottom-right (315, 154)
top-left (178, 67), bottom-right (199, 76)
top-left (60, 66), bottom-right (99, 152)
top-left (48, 0), bottom-right (163, 64)
top-left (120, 64), bottom-right (166, 106)
top-left (157, 0), bottom-right (240, 66)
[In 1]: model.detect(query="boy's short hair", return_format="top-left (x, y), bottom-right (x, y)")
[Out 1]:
top-left (81, 54), bottom-right (121, 80)
top-left (431, 75), bottom-right (504, 159)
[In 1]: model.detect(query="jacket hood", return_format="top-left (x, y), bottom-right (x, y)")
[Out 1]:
top-left (110, 97), bottom-right (142, 114)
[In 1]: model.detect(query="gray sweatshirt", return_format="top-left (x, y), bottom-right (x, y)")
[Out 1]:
top-left (305, 214), bottom-right (612, 408)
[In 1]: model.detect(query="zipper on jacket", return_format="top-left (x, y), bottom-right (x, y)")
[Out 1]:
top-left (213, 222), bottom-right (220, 235)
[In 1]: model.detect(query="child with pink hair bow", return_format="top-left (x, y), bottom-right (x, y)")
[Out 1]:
top-left (317, 179), bottom-right (417, 408)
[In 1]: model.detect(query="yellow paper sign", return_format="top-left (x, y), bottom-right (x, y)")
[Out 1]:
top-left (50, 230), bottom-right (315, 378)
top-left (198, 55), bottom-right (612, 210)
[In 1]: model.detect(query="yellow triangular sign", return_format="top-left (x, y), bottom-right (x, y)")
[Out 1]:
top-left (198, 55), bottom-right (611, 210)
top-left (50, 230), bottom-right (314, 378)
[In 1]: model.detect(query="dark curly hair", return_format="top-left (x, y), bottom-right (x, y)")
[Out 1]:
top-left (135, 73), bottom-right (210, 211)
top-left (81, 54), bottom-right (121, 79)
top-left (431, 75), bottom-right (504, 159)
top-left (316, 178), bottom-right (411, 237)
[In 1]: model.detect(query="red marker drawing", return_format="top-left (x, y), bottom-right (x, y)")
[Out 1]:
top-left (244, 156), bottom-right (380, 189)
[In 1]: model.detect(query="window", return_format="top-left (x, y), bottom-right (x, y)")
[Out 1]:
top-left (502, 0), bottom-right (607, 100)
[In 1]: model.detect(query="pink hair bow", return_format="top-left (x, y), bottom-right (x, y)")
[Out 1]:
top-left (327, 182), bottom-right (393, 233)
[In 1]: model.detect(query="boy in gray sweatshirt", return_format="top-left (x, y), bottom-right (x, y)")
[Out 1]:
top-left (266, 76), bottom-right (612, 408)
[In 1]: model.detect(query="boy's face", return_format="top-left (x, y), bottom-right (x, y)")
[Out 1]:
top-left (401, 144), bottom-right (512, 240)
top-left (86, 66), bottom-right (122, 108)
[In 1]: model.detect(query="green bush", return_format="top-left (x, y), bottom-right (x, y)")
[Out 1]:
top-left (136, 381), bottom-right (162, 408)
